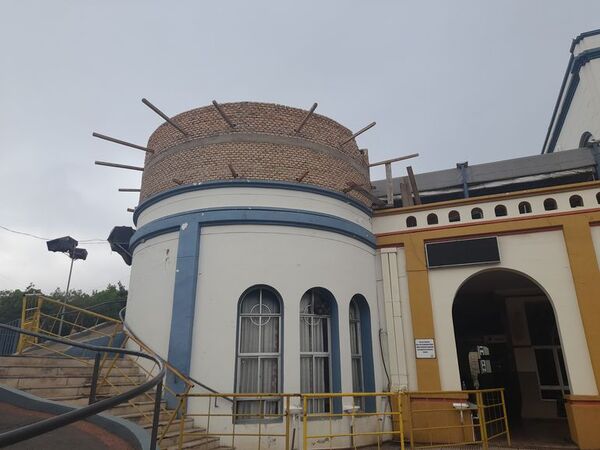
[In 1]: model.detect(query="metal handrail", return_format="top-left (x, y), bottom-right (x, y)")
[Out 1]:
top-left (118, 307), bottom-right (233, 402)
top-left (0, 323), bottom-right (166, 449)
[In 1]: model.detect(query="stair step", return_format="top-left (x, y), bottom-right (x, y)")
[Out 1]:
top-left (166, 437), bottom-right (227, 450)
top-left (0, 356), bottom-right (135, 368)
top-left (0, 374), bottom-right (146, 389)
top-left (160, 427), bottom-right (219, 448)
top-left (0, 365), bottom-right (141, 377)
top-left (108, 400), bottom-right (164, 415)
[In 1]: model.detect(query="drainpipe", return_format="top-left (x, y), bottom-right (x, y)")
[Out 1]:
top-left (456, 162), bottom-right (469, 198)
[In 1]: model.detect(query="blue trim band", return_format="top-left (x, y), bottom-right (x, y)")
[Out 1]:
top-left (130, 207), bottom-right (376, 251)
top-left (133, 179), bottom-right (372, 225)
top-left (544, 47), bottom-right (600, 154)
top-left (165, 222), bottom-right (200, 406)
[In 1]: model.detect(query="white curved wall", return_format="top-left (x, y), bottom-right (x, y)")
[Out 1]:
top-left (136, 186), bottom-right (372, 230)
top-left (126, 231), bottom-right (179, 359)
top-left (427, 230), bottom-right (597, 395)
top-left (189, 224), bottom-right (381, 395)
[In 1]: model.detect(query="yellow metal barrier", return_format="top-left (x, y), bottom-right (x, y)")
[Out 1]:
top-left (179, 392), bottom-right (297, 449)
top-left (405, 388), bottom-right (510, 450)
top-left (302, 392), bottom-right (404, 450)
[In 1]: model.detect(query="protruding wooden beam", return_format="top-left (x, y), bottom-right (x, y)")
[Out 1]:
top-left (172, 178), bottom-right (184, 185)
top-left (406, 166), bottom-right (421, 205)
top-left (339, 122), bottom-right (376, 147)
top-left (296, 170), bottom-right (310, 182)
top-left (212, 100), bottom-right (236, 129)
top-left (92, 132), bottom-right (154, 154)
top-left (228, 164), bottom-right (239, 178)
top-left (127, 208), bottom-right (135, 213)
top-left (118, 188), bottom-right (141, 192)
top-left (142, 98), bottom-right (189, 135)
top-left (368, 153), bottom-right (419, 167)
top-left (295, 103), bottom-right (318, 133)
top-left (346, 182), bottom-right (386, 206)
top-left (399, 179), bottom-right (413, 207)
top-left (95, 161), bottom-right (144, 171)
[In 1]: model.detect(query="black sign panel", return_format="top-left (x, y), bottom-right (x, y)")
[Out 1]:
top-left (426, 237), bottom-right (500, 268)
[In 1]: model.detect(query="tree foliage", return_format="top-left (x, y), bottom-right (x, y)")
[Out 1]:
top-left (0, 283), bottom-right (127, 324)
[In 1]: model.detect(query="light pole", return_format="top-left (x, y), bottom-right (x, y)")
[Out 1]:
top-left (46, 236), bottom-right (88, 335)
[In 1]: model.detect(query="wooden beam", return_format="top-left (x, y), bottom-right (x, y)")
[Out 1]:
top-left (296, 170), bottom-right (310, 182)
top-left (127, 208), bottom-right (135, 213)
top-left (346, 182), bottom-right (386, 206)
top-left (118, 188), bottom-right (141, 192)
top-left (212, 100), bottom-right (236, 129)
top-left (92, 132), bottom-right (154, 154)
top-left (228, 164), bottom-right (239, 178)
top-left (142, 98), bottom-right (188, 135)
top-left (95, 161), bottom-right (144, 171)
top-left (406, 166), bottom-right (421, 205)
top-left (340, 122), bottom-right (376, 146)
top-left (400, 179), bottom-right (413, 207)
top-left (295, 103), bottom-right (318, 133)
top-left (172, 178), bottom-right (184, 185)
top-left (368, 153), bottom-right (419, 167)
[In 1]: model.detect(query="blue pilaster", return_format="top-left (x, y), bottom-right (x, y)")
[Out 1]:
top-left (165, 221), bottom-right (200, 406)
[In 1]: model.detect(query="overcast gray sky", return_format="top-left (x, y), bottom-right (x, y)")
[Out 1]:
top-left (1, 0), bottom-right (599, 293)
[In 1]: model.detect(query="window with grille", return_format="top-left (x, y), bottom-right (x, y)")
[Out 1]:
top-left (300, 288), bottom-right (335, 413)
top-left (235, 286), bottom-right (282, 418)
top-left (349, 298), bottom-right (364, 409)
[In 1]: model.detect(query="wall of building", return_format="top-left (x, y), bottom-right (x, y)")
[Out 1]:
top-left (374, 183), bottom-right (600, 235)
top-left (426, 230), bottom-right (596, 395)
top-left (135, 185), bottom-right (372, 230)
top-left (126, 231), bottom-right (179, 358)
top-left (188, 224), bottom-right (381, 395)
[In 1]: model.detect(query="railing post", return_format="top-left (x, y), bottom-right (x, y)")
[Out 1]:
top-left (476, 391), bottom-right (488, 450)
top-left (399, 392), bottom-right (405, 450)
top-left (500, 389), bottom-right (511, 447)
top-left (150, 380), bottom-right (164, 450)
top-left (302, 396), bottom-right (308, 450)
top-left (88, 352), bottom-right (102, 405)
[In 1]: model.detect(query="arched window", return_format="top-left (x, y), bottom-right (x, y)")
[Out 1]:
top-left (569, 195), bottom-right (584, 208)
top-left (349, 295), bottom-right (376, 412)
top-left (471, 208), bottom-right (484, 220)
top-left (494, 205), bottom-right (507, 217)
top-left (406, 216), bottom-right (417, 228)
top-left (544, 198), bottom-right (557, 211)
top-left (579, 131), bottom-right (593, 148)
top-left (448, 210), bottom-right (460, 223)
top-left (300, 288), bottom-right (340, 413)
top-left (427, 213), bottom-right (438, 225)
top-left (519, 201), bottom-right (532, 214)
top-left (235, 286), bottom-right (282, 416)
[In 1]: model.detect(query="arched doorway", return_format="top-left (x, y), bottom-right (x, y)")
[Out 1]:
top-left (452, 269), bottom-right (572, 446)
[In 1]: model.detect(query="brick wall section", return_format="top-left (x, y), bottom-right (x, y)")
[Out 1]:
top-left (140, 102), bottom-right (372, 207)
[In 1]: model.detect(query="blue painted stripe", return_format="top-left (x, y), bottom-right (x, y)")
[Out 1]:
top-left (130, 207), bottom-right (376, 251)
top-left (133, 179), bottom-right (372, 225)
top-left (165, 221), bottom-right (200, 406)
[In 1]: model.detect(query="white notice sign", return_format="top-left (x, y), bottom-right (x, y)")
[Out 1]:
top-left (415, 339), bottom-right (436, 359)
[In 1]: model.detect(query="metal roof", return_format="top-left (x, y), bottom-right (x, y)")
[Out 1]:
top-left (372, 147), bottom-right (599, 201)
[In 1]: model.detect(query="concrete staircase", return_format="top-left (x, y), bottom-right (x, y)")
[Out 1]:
top-left (0, 356), bottom-right (230, 450)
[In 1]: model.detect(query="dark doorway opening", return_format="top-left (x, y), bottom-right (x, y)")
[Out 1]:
top-left (452, 269), bottom-right (574, 448)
